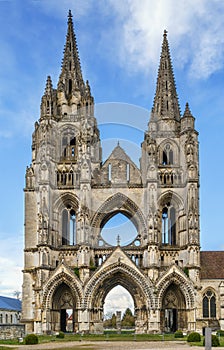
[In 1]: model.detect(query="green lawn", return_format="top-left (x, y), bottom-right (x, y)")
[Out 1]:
top-left (1, 333), bottom-right (224, 347)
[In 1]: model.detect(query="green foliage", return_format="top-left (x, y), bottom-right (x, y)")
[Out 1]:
top-left (187, 332), bottom-right (201, 342)
top-left (24, 334), bottom-right (39, 345)
top-left (217, 330), bottom-right (224, 337)
top-left (103, 313), bottom-right (116, 328)
top-left (121, 308), bottom-right (135, 327)
top-left (183, 267), bottom-right (189, 277)
top-left (203, 334), bottom-right (220, 347)
top-left (212, 334), bottom-right (220, 347)
top-left (56, 331), bottom-right (65, 339)
top-left (89, 258), bottom-right (97, 271)
top-left (174, 330), bottom-right (184, 338)
top-left (74, 267), bottom-right (79, 277)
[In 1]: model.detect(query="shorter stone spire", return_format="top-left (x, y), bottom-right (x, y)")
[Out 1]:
top-left (151, 30), bottom-right (180, 122)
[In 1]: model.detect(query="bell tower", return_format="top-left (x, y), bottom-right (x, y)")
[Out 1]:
top-left (22, 11), bottom-right (101, 334)
top-left (141, 30), bottom-right (200, 282)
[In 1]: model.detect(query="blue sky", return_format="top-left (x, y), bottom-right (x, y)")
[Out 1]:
top-left (0, 0), bottom-right (224, 300)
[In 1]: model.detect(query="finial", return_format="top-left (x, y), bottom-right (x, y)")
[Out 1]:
top-left (117, 140), bottom-right (120, 146)
top-left (68, 9), bottom-right (72, 20)
top-left (163, 29), bottom-right (168, 37)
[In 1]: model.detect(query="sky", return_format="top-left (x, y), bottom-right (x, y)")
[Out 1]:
top-left (0, 0), bottom-right (224, 314)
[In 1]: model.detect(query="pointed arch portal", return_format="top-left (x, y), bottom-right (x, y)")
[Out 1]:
top-left (84, 262), bottom-right (154, 333)
top-left (51, 282), bottom-right (77, 333)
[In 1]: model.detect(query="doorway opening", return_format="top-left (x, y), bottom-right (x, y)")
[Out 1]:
top-left (103, 285), bottom-right (135, 331)
top-left (164, 308), bottom-right (177, 333)
top-left (60, 308), bottom-right (73, 332)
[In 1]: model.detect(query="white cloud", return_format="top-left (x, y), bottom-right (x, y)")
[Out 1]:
top-left (100, 0), bottom-right (224, 79)
top-left (0, 234), bottom-right (23, 297)
top-left (104, 285), bottom-right (134, 317)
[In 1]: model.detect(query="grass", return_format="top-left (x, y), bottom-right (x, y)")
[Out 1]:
top-left (2, 332), bottom-right (224, 347)
top-left (0, 332), bottom-right (181, 345)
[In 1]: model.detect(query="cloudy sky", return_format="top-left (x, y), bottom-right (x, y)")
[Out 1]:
top-left (0, 0), bottom-right (224, 314)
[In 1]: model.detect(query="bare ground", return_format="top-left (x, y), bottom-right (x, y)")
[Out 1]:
top-left (2, 340), bottom-right (224, 350)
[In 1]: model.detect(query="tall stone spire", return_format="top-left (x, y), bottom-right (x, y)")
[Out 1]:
top-left (151, 30), bottom-right (180, 122)
top-left (57, 10), bottom-right (85, 97)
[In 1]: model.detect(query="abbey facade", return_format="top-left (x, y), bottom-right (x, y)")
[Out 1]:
top-left (21, 12), bottom-right (224, 334)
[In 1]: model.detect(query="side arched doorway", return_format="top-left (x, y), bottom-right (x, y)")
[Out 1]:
top-left (160, 283), bottom-right (187, 333)
top-left (51, 283), bottom-right (77, 333)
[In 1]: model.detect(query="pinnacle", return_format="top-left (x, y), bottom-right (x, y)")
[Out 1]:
top-left (45, 75), bottom-right (53, 95)
top-left (183, 102), bottom-right (193, 118)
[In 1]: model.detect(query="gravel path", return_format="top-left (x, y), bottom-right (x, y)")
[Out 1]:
top-left (2, 340), bottom-right (224, 350)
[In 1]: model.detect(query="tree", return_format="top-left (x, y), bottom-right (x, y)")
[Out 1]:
top-left (103, 313), bottom-right (116, 328)
top-left (121, 308), bottom-right (135, 327)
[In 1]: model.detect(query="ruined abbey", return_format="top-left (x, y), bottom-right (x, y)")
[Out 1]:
top-left (21, 11), bottom-right (224, 334)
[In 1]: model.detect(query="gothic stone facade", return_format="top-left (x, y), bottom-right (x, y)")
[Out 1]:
top-left (22, 12), bottom-right (224, 334)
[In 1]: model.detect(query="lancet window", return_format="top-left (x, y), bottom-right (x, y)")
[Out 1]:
top-left (62, 208), bottom-right (76, 245)
top-left (162, 144), bottom-right (173, 165)
top-left (162, 205), bottom-right (176, 245)
top-left (203, 290), bottom-right (216, 318)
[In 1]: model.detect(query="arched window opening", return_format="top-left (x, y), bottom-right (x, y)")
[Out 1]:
top-left (101, 212), bottom-right (138, 247)
top-left (10, 315), bottom-right (13, 323)
top-left (203, 290), bottom-right (216, 318)
top-left (5, 314), bottom-right (8, 324)
top-left (169, 149), bottom-right (173, 164)
top-left (70, 209), bottom-right (76, 245)
top-left (69, 61), bottom-right (71, 71)
top-left (162, 144), bottom-right (174, 165)
top-left (108, 163), bottom-right (112, 181)
top-left (126, 163), bottom-right (130, 182)
top-left (71, 147), bottom-right (75, 157)
top-left (62, 208), bottom-right (76, 246)
top-left (42, 251), bottom-right (47, 266)
top-left (166, 101), bottom-right (169, 111)
top-left (103, 285), bottom-right (135, 329)
top-left (0, 314), bottom-right (2, 323)
top-left (62, 135), bottom-right (76, 160)
top-left (162, 208), bottom-right (168, 244)
top-left (170, 207), bottom-right (176, 245)
top-left (62, 209), bottom-right (69, 245)
top-left (68, 79), bottom-right (72, 94)
top-left (162, 206), bottom-right (176, 245)
top-left (163, 151), bottom-right (168, 165)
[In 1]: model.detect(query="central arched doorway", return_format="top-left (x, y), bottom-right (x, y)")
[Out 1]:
top-left (51, 282), bottom-right (77, 332)
top-left (86, 263), bottom-right (153, 334)
top-left (161, 283), bottom-right (187, 333)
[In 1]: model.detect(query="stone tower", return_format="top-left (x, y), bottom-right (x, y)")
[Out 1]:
top-left (22, 13), bottom-right (222, 335)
